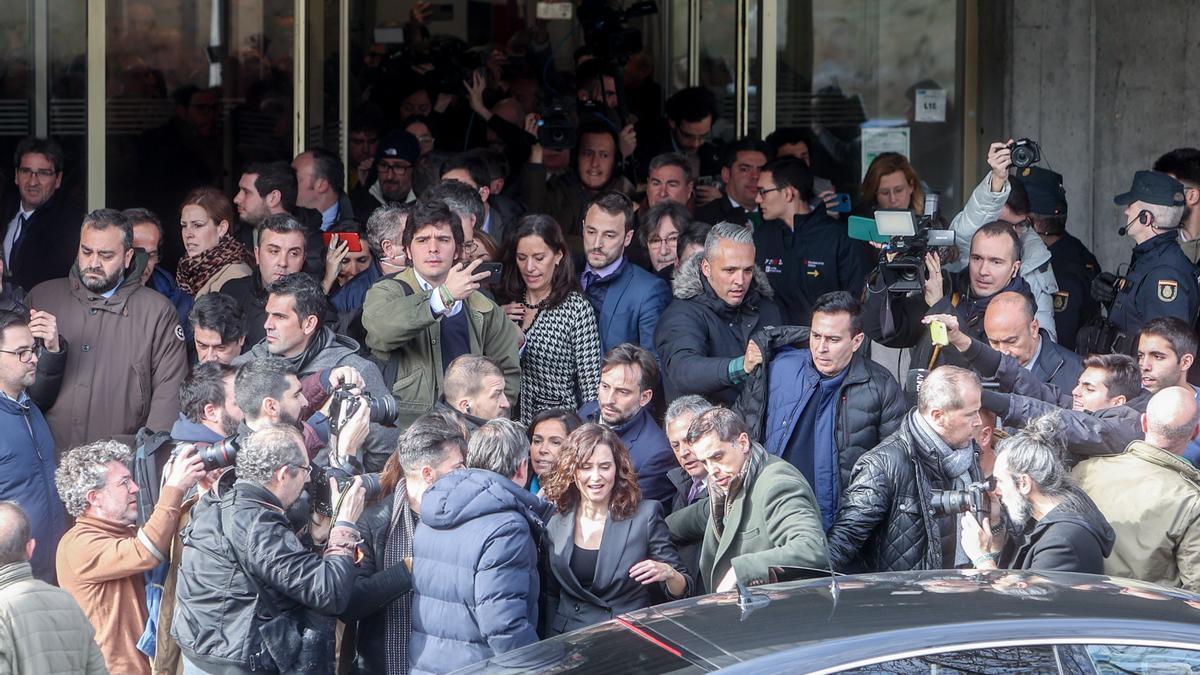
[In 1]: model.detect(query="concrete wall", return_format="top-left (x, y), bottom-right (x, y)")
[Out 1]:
top-left (987, 0), bottom-right (1200, 273)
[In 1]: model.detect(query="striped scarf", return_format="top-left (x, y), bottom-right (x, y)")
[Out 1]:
top-left (384, 481), bottom-right (417, 675)
top-left (710, 443), bottom-right (768, 539)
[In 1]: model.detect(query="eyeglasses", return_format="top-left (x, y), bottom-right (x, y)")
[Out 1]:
top-left (292, 464), bottom-right (313, 477)
top-left (378, 162), bottom-right (412, 176)
top-left (415, 135), bottom-right (435, 145)
top-left (648, 234), bottom-right (679, 248)
top-left (17, 167), bottom-right (56, 179)
top-left (463, 239), bottom-right (480, 254)
top-left (756, 187), bottom-right (782, 197)
top-left (0, 347), bottom-right (35, 363)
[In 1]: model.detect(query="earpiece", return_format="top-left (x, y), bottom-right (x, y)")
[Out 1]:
top-left (1138, 210), bottom-right (1150, 225)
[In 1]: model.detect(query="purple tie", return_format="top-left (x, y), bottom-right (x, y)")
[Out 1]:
top-left (687, 479), bottom-right (704, 504)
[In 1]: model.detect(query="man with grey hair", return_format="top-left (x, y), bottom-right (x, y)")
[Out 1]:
top-left (1101, 170), bottom-right (1199, 351)
top-left (655, 221), bottom-right (782, 405)
top-left (55, 440), bottom-right (205, 675)
top-left (0, 501), bottom-right (106, 674)
top-left (961, 414), bottom-right (1114, 574)
top-left (1074, 386), bottom-right (1200, 589)
top-left (827, 365), bottom-right (986, 573)
top-left (666, 406), bottom-right (826, 593)
top-left (663, 395), bottom-right (713, 591)
top-left (409, 416), bottom-right (545, 673)
top-left (174, 425), bottom-right (367, 674)
top-left (28, 208), bottom-right (189, 448)
top-left (329, 204), bottom-right (413, 319)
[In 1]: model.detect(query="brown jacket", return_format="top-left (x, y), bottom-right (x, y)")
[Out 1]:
top-left (27, 252), bottom-right (188, 449)
top-left (1074, 441), bottom-right (1200, 591)
top-left (58, 485), bottom-right (186, 675)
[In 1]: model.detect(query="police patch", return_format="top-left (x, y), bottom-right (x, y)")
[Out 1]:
top-left (1159, 280), bottom-right (1179, 303)
top-left (175, 325), bottom-right (185, 341)
top-left (1052, 291), bottom-right (1069, 313)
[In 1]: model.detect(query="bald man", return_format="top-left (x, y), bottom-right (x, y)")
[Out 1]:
top-left (1073, 386), bottom-right (1200, 591)
top-left (984, 291), bottom-right (1082, 394)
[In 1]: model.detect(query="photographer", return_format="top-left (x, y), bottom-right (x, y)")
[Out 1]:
top-left (233, 272), bottom-right (397, 471)
top-left (960, 414), bottom-right (1114, 574)
top-left (864, 221), bottom-right (1035, 371)
top-left (173, 425), bottom-right (367, 674)
top-left (826, 366), bottom-right (986, 573)
top-left (926, 312), bottom-right (1144, 459)
top-left (943, 140), bottom-right (1061, 341)
top-left (521, 119), bottom-right (636, 247)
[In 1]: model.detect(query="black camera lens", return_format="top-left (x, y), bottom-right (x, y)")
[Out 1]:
top-left (200, 439), bottom-right (238, 471)
top-left (367, 394), bottom-right (399, 427)
top-left (1009, 138), bottom-right (1041, 170)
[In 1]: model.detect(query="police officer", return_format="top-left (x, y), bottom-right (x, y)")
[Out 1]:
top-left (752, 157), bottom-right (870, 326)
top-left (1015, 167), bottom-right (1102, 351)
top-left (1096, 170), bottom-right (1200, 354)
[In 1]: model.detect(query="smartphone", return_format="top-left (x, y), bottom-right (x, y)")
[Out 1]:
top-left (322, 232), bottom-right (363, 253)
top-left (476, 261), bottom-right (503, 285)
top-left (829, 193), bottom-right (852, 213)
top-left (429, 3), bottom-right (454, 21)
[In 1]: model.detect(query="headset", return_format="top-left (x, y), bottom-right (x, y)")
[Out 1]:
top-left (1118, 209), bottom-right (1151, 236)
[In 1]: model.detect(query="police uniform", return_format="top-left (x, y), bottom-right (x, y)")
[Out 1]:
top-left (1017, 167), bottom-right (1101, 350)
top-left (1108, 171), bottom-right (1200, 347)
top-left (752, 209), bottom-right (871, 326)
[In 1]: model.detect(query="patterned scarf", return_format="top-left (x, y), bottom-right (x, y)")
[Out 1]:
top-left (907, 410), bottom-right (977, 568)
top-left (176, 235), bottom-right (253, 295)
top-left (384, 481), bottom-right (417, 675)
top-left (709, 443), bottom-right (768, 539)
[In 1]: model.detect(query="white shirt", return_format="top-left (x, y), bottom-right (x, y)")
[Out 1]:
top-left (414, 270), bottom-right (463, 317)
top-left (3, 207), bottom-right (34, 267)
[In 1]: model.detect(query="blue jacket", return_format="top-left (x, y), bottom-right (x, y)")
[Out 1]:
top-left (589, 258), bottom-right (671, 361)
top-left (148, 266), bottom-right (194, 338)
top-left (1109, 230), bottom-right (1200, 340)
top-left (578, 402), bottom-right (677, 509)
top-left (409, 469), bottom-right (544, 674)
top-left (330, 262), bottom-right (383, 315)
top-left (169, 413), bottom-right (223, 444)
top-left (0, 393), bottom-right (65, 584)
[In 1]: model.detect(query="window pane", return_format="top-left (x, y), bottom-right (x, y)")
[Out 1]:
top-left (105, 0), bottom-right (295, 272)
top-left (839, 645), bottom-right (1059, 674)
top-left (1086, 644), bottom-right (1200, 674)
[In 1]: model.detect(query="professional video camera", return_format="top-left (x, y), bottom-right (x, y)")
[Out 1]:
top-left (577, 0), bottom-right (658, 66)
top-left (873, 193), bottom-right (956, 294)
top-left (537, 102), bottom-right (577, 150)
top-left (327, 383), bottom-right (399, 435)
top-left (930, 478), bottom-right (995, 517)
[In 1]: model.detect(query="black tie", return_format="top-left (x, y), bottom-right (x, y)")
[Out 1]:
top-left (9, 213), bottom-right (27, 265)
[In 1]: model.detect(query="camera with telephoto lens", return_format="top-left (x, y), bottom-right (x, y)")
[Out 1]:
top-left (196, 437), bottom-right (239, 471)
top-left (328, 383), bottom-right (399, 435)
top-left (1008, 138), bottom-right (1041, 170)
top-left (874, 193), bottom-right (956, 294)
top-left (308, 465), bottom-right (383, 517)
top-left (537, 103), bottom-right (576, 151)
top-left (930, 478), bottom-right (995, 517)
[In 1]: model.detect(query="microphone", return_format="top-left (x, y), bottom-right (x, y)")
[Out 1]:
top-left (1118, 210), bottom-right (1150, 236)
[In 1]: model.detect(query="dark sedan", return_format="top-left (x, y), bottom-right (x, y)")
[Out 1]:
top-left (454, 570), bottom-right (1200, 674)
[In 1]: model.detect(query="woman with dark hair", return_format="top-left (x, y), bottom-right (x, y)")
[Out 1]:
top-left (542, 424), bottom-right (691, 635)
top-left (498, 214), bottom-right (602, 424)
top-left (175, 187), bottom-right (253, 297)
top-left (527, 408), bottom-right (583, 494)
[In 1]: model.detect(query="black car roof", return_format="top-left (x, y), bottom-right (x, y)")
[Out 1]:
top-left (457, 570), bottom-right (1200, 674)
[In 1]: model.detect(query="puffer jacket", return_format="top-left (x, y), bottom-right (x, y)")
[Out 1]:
top-left (655, 252), bottom-right (783, 405)
top-left (736, 325), bottom-right (907, 489)
top-left (0, 392), bottom-right (65, 585)
top-left (0, 561), bottom-right (106, 674)
top-left (234, 327), bottom-right (399, 472)
top-left (172, 481), bottom-right (359, 673)
top-left (826, 414), bottom-right (983, 573)
top-left (945, 174), bottom-right (1060, 340)
top-left (409, 469), bottom-right (544, 674)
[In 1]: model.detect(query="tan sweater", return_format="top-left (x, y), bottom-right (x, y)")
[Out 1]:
top-left (58, 485), bottom-right (185, 675)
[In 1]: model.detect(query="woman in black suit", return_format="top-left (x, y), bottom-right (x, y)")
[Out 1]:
top-left (542, 423), bottom-right (692, 635)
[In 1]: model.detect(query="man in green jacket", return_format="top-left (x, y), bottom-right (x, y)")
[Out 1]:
top-left (362, 199), bottom-right (522, 426)
top-left (1074, 386), bottom-right (1200, 591)
top-left (667, 407), bottom-right (828, 592)
top-left (0, 501), bottom-right (106, 674)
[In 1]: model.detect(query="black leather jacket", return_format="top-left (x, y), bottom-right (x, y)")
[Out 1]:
top-left (826, 415), bottom-right (982, 573)
top-left (172, 481), bottom-right (361, 672)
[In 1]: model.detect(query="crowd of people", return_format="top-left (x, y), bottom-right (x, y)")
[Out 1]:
top-left (2, 15), bottom-right (1200, 674)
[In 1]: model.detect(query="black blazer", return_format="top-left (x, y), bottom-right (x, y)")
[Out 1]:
top-left (543, 499), bottom-right (692, 635)
top-left (0, 189), bottom-right (83, 290)
top-left (668, 467), bottom-right (708, 594)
